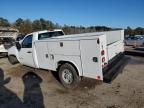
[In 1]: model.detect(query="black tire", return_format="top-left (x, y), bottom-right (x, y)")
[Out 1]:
top-left (59, 63), bottom-right (81, 89)
top-left (0, 52), bottom-right (8, 57)
top-left (8, 55), bottom-right (19, 65)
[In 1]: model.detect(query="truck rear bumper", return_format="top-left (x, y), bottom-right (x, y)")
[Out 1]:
top-left (103, 53), bottom-right (130, 83)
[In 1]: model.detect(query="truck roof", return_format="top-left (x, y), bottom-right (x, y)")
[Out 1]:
top-left (31, 29), bottom-right (63, 35)
top-left (36, 33), bottom-right (105, 42)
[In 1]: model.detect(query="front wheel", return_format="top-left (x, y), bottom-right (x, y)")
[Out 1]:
top-left (59, 63), bottom-right (81, 89)
top-left (8, 55), bottom-right (19, 65)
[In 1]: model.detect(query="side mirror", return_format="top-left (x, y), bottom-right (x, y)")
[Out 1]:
top-left (15, 41), bottom-right (21, 50)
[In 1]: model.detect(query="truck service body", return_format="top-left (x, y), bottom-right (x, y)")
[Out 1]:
top-left (8, 29), bottom-right (128, 88)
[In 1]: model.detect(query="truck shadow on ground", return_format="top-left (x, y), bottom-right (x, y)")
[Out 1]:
top-left (125, 51), bottom-right (144, 57)
top-left (0, 68), bottom-right (45, 108)
top-left (125, 47), bottom-right (144, 57)
top-left (135, 47), bottom-right (144, 51)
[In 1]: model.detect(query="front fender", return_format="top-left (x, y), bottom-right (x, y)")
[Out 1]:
top-left (8, 46), bottom-right (20, 62)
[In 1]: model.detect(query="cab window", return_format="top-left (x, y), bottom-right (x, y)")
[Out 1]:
top-left (21, 35), bottom-right (33, 48)
top-left (38, 31), bottom-right (64, 40)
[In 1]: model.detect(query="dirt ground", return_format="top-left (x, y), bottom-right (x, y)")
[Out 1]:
top-left (0, 56), bottom-right (144, 108)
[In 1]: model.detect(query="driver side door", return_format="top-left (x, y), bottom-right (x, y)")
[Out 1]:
top-left (19, 35), bottom-right (35, 67)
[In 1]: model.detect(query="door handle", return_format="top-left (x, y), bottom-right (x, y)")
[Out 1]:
top-left (27, 51), bottom-right (32, 53)
top-left (45, 54), bottom-right (49, 58)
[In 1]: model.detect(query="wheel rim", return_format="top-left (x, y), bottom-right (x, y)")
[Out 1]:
top-left (62, 69), bottom-right (73, 84)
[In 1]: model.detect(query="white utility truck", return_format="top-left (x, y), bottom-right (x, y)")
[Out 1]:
top-left (8, 29), bottom-right (128, 88)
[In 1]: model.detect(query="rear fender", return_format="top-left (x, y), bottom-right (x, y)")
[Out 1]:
top-left (57, 60), bottom-right (82, 77)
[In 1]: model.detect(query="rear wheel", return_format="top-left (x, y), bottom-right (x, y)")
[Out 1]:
top-left (59, 63), bottom-right (81, 89)
top-left (8, 55), bottom-right (19, 65)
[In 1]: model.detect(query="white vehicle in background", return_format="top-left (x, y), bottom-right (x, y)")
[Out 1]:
top-left (0, 36), bottom-right (15, 56)
top-left (125, 36), bottom-right (144, 47)
top-left (8, 29), bottom-right (128, 88)
top-left (0, 28), bottom-right (18, 56)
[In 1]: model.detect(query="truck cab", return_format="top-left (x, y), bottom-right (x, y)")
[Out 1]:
top-left (8, 29), bottom-right (64, 65)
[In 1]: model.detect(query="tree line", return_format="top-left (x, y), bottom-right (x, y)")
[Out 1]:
top-left (0, 17), bottom-right (144, 35)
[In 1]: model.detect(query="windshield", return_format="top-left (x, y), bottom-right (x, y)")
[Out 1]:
top-left (38, 31), bottom-right (64, 40)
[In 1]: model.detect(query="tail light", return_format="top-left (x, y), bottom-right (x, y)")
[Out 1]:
top-left (102, 57), bottom-right (105, 62)
top-left (101, 50), bottom-right (105, 56)
top-left (97, 76), bottom-right (101, 80)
